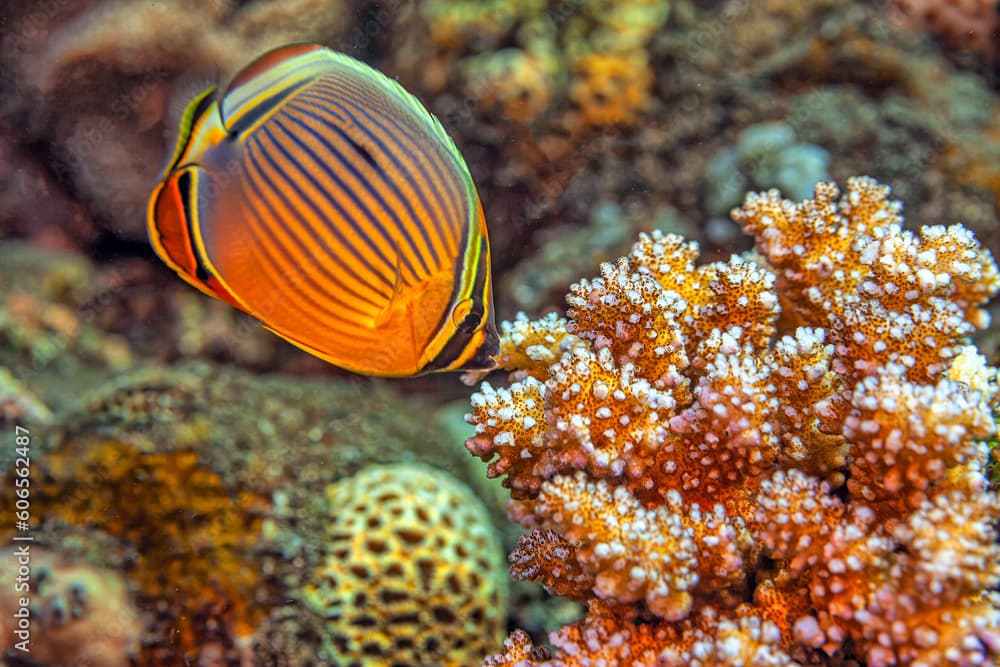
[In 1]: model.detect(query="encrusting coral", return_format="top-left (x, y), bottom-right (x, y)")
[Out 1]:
top-left (0, 357), bottom-right (500, 664)
top-left (465, 177), bottom-right (1000, 666)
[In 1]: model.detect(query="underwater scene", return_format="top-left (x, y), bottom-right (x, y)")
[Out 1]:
top-left (2, 1), bottom-right (1000, 666)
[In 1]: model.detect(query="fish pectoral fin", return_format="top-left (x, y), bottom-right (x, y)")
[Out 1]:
top-left (373, 235), bottom-right (404, 329)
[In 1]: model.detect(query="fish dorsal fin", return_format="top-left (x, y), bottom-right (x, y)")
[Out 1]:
top-left (218, 43), bottom-right (329, 135)
top-left (321, 51), bottom-right (454, 144)
top-left (320, 51), bottom-right (476, 191)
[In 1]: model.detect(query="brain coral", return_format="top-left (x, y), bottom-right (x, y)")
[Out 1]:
top-left (303, 463), bottom-right (508, 666)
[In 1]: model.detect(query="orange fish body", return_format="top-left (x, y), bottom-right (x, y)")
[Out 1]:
top-left (148, 43), bottom-right (497, 376)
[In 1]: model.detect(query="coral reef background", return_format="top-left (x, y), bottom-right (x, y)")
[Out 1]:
top-left (1, 0), bottom-right (999, 666)
top-left (5, 0), bottom-right (1000, 359)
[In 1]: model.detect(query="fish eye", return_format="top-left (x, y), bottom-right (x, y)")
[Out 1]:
top-left (451, 298), bottom-right (484, 334)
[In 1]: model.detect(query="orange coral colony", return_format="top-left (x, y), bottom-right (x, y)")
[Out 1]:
top-left (466, 177), bottom-right (1000, 666)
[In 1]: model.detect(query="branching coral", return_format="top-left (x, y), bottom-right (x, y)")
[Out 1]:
top-left (732, 178), bottom-right (998, 384)
top-left (466, 177), bottom-right (1000, 665)
top-left (485, 601), bottom-right (799, 667)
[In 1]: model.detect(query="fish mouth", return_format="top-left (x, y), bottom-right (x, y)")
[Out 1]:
top-left (420, 321), bottom-right (499, 375)
top-left (454, 324), bottom-right (500, 385)
top-left (462, 324), bottom-right (500, 371)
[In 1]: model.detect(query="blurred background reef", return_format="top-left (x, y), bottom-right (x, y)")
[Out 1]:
top-left (1, 0), bottom-right (999, 665)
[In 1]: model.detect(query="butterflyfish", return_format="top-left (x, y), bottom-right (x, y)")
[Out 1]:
top-left (147, 43), bottom-right (498, 377)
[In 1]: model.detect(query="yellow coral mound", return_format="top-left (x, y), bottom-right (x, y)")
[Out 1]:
top-left (303, 463), bottom-right (507, 666)
top-left (467, 178), bottom-right (1000, 665)
top-left (415, 0), bottom-right (669, 128)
